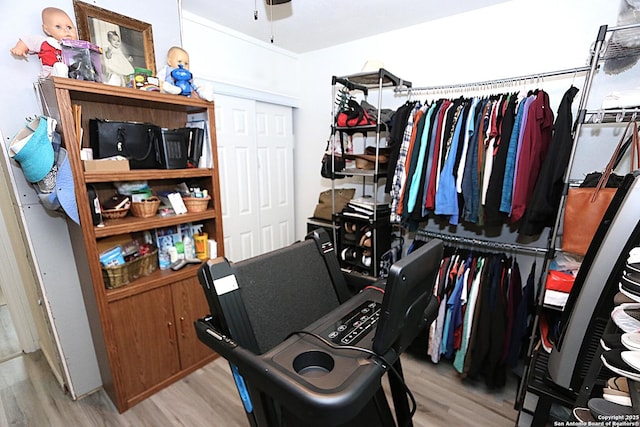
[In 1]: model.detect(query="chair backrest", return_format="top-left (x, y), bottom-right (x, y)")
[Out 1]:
top-left (234, 235), bottom-right (342, 353)
top-left (198, 229), bottom-right (347, 354)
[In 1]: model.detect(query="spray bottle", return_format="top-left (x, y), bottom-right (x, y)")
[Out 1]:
top-left (192, 224), bottom-right (209, 260)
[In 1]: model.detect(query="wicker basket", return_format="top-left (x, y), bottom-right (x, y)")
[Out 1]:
top-left (102, 249), bottom-right (158, 289)
top-left (102, 206), bottom-right (130, 219)
top-left (130, 197), bottom-right (161, 218)
top-left (183, 196), bottom-right (210, 213)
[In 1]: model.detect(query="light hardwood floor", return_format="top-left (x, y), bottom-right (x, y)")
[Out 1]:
top-left (0, 350), bottom-right (518, 426)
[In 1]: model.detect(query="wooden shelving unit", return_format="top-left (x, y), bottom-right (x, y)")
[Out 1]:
top-left (39, 77), bottom-right (223, 412)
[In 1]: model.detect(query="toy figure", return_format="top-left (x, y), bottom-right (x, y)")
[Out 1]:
top-left (157, 46), bottom-right (213, 101)
top-left (10, 7), bottom-right (77, 78)
top-left (171, 65), bottom-right (193, 96)
top-left (68, 50), bottom-right (99, 81)
top-left (103, 30), bottom-right (134, 86)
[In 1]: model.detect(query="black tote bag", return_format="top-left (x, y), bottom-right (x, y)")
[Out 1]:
top-left (89, 119), bottom-right (161, 169)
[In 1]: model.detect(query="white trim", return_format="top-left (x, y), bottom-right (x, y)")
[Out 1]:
top-left (205, 79), bottom-right (300, 108)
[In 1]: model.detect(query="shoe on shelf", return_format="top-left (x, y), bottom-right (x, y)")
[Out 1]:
top-left (621, 350), bottom-right (640, 372)
top-left (607, 376), bottom-right (640, 394)
top-left (627, 261), bottom-right (640, 275)
top-left (622, 331), bottom-right (640, 351)
top-left (588, 398), bottom-right (637, 418)
top-left (611, 303), bottom-right (640, 332)
top-left (619, 284), bottom-right (640, 304)
top-left (572, 407), bottom-right (596, 422)
top-left (601, 333), bottom-right (624, 351)
top-left (602, 388), bottom-right (632, 406)
top-left (601, 349), bottom-right (640, 382)
top-left (614, 291), bottom-right (637, 306)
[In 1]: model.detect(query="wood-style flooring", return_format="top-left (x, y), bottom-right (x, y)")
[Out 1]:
top-left (0, 349), bottom-right (518, 426)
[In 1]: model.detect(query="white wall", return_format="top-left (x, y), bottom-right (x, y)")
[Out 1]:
top-left (182, 12), bottom-right (300, 107)
top-left (1, 0), bottom-right (181, 140)
top-left (0, 0), bottom-right (181, 390)
top-left (295, 0), bottom-right (622, 240)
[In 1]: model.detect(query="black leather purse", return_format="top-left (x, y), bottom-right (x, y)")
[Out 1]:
top-left (89, 119), bottom-right (161, 169)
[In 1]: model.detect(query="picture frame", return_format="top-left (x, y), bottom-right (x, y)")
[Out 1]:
top-left (72, 0), bottom-right (156, 85)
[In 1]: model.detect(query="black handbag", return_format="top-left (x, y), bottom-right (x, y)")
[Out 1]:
top-left (321, 132), bottom-right (346, 179)
top-left (89, 119), bottom-right (161, 169)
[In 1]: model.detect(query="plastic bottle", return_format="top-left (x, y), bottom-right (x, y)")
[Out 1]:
top-left (183, 234), bottom-right (195, 259)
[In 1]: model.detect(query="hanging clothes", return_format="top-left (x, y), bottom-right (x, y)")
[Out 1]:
top-left (500, 95), bottom-right (529, 215)
top-left (434, 101), bottom-right (467, 224)
top-left (507, 261), bottom-right (537, 367)
top-left (385, 101), bottom-right (418, 192)
top-left (484, 94), bottom-right (518, 226)
top-left (461, 99), bottom-right (488, 223)
top-left (389, 87), bottom-right (571, 235)
top-left (390, 102), bottom-right (421, 223)
top-left (453, 256), bottom-right (485, 373)
top-left (519, 86), bottom-right (580, 235)
top-left (420, 244), bottom-right (528, 387)
top-left (510, 90), bottom-right (554, 223)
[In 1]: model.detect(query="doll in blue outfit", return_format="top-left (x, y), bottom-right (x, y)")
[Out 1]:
top-left (157, 46), bottom-right (213, 101)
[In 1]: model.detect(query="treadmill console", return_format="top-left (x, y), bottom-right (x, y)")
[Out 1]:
top-left (321, 300), bottom-right (381, 347)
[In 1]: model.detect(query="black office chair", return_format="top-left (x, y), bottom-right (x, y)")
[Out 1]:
top-left (195, 229), bottom-right (442, 427)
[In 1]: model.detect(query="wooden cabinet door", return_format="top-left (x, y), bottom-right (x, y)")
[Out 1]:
top-left (109, 286), bottom-right (181, 402)
top-left (171, 276), bottom-right (215, 368)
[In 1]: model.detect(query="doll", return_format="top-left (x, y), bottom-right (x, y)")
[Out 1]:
top-left (157, 46), bottom-right (213, 101)
top-left (10, 7), bottom-right (78, 78)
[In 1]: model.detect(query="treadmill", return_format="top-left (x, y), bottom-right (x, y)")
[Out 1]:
top-left (195, 229), bottom-right (443, 426)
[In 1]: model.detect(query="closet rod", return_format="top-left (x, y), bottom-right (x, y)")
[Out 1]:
top-left (394, 66), bottom-right (590, 94)
top-left (416, 230), bottom-right (548, 255)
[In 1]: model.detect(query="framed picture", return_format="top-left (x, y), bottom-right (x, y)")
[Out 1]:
top-left (72, 0), bottom-right (155, 86)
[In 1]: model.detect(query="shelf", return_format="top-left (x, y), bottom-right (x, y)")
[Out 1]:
top-left (334, 123), bottom-right (390, 134)
top-left (94, 209), bottom-right (217, 238)
top-left (600, 25), bottom-right (640, 61)
top-left (335, 167), bottom-right (388, 180)
top-left (105, 262), bottom-right (202, 303)
top-left (43, 75), bottom-right (224, 412)
top-left (338, 212), bottom-right (391, 226)
top-left (45, 77), bottom-right (212, 113)
top-left (333, 68), bottom-right (411, 91)
top-left (85, 168), bottom-right (213, 183)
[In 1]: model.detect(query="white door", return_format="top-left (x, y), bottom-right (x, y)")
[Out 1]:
top-left (255, 102), bottom-right (295, 254)
top-left (215, 94), bottom-right (295, 262)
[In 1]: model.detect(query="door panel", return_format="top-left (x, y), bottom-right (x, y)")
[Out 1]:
top-left (215, 95), bottom-right (294, 262)
top-left (215, 94), bottom-right (260, 262)
top-left (171, 277), bottom-right (213, 368)
top-left (109, 287), bottom-right (180, 401)
top-left (256, 102), bottom-right (295, 254)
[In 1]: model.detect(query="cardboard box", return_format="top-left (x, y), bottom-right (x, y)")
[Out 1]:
top-left (83, 159), bottom-right (130, 172)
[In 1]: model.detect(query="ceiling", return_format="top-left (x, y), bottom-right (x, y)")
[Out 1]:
top-left (181, 0), bottom-right (510, 53)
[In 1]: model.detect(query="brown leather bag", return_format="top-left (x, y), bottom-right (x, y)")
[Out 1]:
top-left (312, 188), bottom-right (355, 221)
top-left (562, 120), bottom-right (639, 256)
